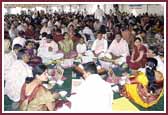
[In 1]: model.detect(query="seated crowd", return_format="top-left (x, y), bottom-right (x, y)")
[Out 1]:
top-left (4, 8), bottom-right (164, 111)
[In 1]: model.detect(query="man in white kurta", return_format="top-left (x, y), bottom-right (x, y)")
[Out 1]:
top-left (5, 50), bottom-right (32, 102)
top-left (69, 62), bottom-right (113, 113)
top-left (108, 35), bottom-right (130, 58)
top-left (4, 44), bottom-right (23, 80)
top-left (107, 34), bottom-right (130, 64)
top-left (94, 5), bottom-right (105, 23)
top-left (4, 51), bottom-right (18, 81)
top-left (91, 32), bottom-right (108, 57)
top-left (38, 36), bottom-right (64, 63)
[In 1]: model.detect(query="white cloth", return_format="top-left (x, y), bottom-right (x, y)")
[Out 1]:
top-left (40, 26), bottom-right (51, 34)
top-left (38, 40), bottom-right (64, 63)
top-left (61, 27), bottom-right (68, 34)
top-left (9, 29), bottom-right (18, 40)
top-left (17, 24), bottom-right (26, 32)
top-left (5, 60), bottom-right (33, 102)
top-left (138, 56), bottom-right (164, 76)
top-left (95, 8), bottom-right (104, 22)
top-left (155, 56), bottom-right (164, 75)
top-left (12, 36), bottom-right (26, 49)
top-left (47, 20), bottom-right (53, 28)
top-left (41, 18), bottom-right (48, 24)
top-left (82, 27), bottom-right (95, 40)
top-left (93, 22), bottom-right (101, 31)
top-left (69, 74), bottom-right (113, 113)
top-left (38, 40), bottom-right (59, 53)
top-left (76, 43), bottom-right (87, 54)
top-left (108, 39), bottom-right (130, 57)
top-left (81, 56), bottom-right (94, 64)
top-left (91, 39), bottom-right (108, 54)
top-left (4, 51), bottom-right (17, 80)
top-left (54, 21), bottom-right (61, 28)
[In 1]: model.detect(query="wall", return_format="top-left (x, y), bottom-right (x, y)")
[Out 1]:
top-left (4, 4), bottom-right (164, 16)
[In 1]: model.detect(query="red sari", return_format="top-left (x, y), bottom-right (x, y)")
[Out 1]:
top-left (127, 45), bottom-right (147, 70)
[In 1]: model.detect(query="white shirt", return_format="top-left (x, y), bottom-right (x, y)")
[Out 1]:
top-left (76, 43), bottom-right (87, 54)
top-left (108, 39), bottom-right (130, 57)
top-left (5, 60), bottom-right (32, 102)
top-left (9, 28), bottom-right (18, 40)
top-left (40, 26), bottom-right (51, 34)
top-left (17, 24), bottom-right (26, 32)
top-left (54, 21), bottom-right (61, 28)
top-left (70, 74), bottom-right (113, 113)
top-left (38, 40), bottom-right (63, 63)
top-left (12, 36), bottom-right (26, 49)
top-left (38, 40), bottom-right (59, 55)
top-left (95, 8), bottom-right (105, 22)
top-left (4, 51), bottom-right (17, 80)
top-left (83, 27), bottom-right (95, 40)
top-left (91, 39), bottom-right (108, 54)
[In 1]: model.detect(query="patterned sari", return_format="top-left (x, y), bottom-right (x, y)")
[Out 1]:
top-left (122, 72), bottom-right (164, 108)
top-left (19, 83), bottom-right (55, 111)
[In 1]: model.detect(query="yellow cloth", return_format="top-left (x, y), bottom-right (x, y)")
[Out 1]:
top-left (112, 97), bottom-right (139, 111)
top-left (125, 72), bottom-right (163, 108)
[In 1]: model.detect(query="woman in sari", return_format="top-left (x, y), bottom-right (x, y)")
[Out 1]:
top-left (126, 37), bottom-right (147, 70)
top-left (19, 64), bottom-right (60, 111)
top-left (121, 58), bottom-right (164, 108)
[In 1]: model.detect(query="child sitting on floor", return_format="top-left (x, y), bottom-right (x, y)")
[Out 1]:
top-left (76, 36), bottom-right (87, 57)
top-left (25, 40), bottom-right (42, 68)
top-left (59, 32), bottom-right (77, 58)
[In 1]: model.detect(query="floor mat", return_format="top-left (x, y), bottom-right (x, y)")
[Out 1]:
top-left (112, 97), bottom-right (139, 112)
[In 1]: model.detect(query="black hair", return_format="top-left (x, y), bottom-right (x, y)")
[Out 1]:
top-left (13, 44), bottom-right (22, 50)
top-left (25, 40), bottom-right (33, 46)
top-left (96, 31), bottom-right (103, 35)
top-left (148, 46), bottom-right (158, 55)
top-left (115, 32), bottom-right (122, 37)
top-left (134, 37), bottom-right (142, 42)
top-left (147, 58), bottom-right (158, 70)
top-left (80, 36), bottom-right (84, 40)
top-left (140, 30), bottom-right (146, 34)
top-left (99, 25), bottom-right (106, 34)
top-left (146, 58), bottom-right (158, 93)
top-left (83, 62), bottom-right (98, 74)
top-left (46, 34), bottom-right (53, 39)
top-left (25, 64), bottom-right (47, 84)
top-left (63, 32), bottom-right (68, 36)
top-left (56, 28), bottom-right (62, 33)
top-left (41, 32), bottom-right (48, 37)
top-left (18, 31), bottom-right (25, 37)
top-left (17, 49), bottom-right (27, 60)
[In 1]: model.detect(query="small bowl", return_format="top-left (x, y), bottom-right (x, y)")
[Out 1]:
top-left (57, 80), bottom-right (64, 86)
top-left (59, 91), bottom-right (68, 97)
